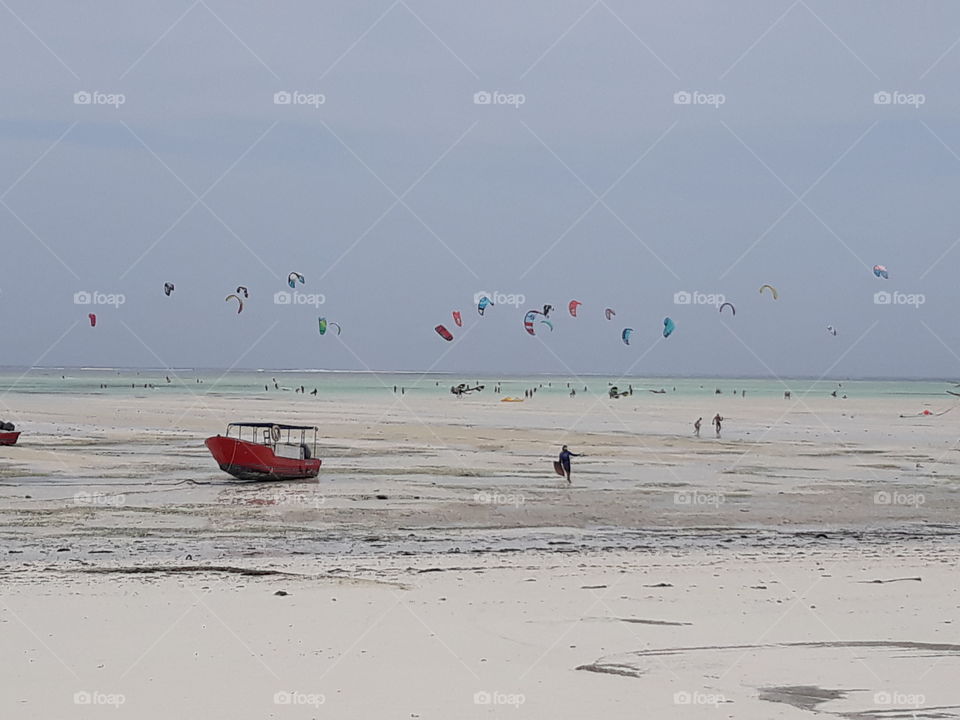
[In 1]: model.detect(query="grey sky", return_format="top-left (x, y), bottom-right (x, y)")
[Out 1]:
top-left (2, 1), bottom-right (960, 377)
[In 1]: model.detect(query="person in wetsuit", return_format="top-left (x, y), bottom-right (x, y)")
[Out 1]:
top-left (559, 445), bottom-right (582, 484)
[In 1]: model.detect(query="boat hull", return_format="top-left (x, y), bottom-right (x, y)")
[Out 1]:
top-left (0, 432), bottom-right (20, 446)
top-left (205, 436), bottom-right (320, 481)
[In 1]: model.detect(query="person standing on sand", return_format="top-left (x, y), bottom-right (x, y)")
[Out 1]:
top-left (694, 418), bottom-right (702, 437)
top-left (559, 445), bottom-right (583, 484)
top-left (713, 413), bottom-right (723, 438)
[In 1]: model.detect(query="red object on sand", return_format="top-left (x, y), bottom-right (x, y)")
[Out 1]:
top-left (205, 423), bottom-right (321, 481)
top-left (0, 432), bottom-right (20, 446)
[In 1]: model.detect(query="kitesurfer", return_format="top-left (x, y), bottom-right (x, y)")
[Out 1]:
top-left (559, 445), bottom-right (582, 484)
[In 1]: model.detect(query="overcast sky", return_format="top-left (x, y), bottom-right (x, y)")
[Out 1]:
top-left (2, 1), bottom-right (960, 377)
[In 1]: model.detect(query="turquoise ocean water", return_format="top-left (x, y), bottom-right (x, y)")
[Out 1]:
top-left (0, 368), bottom-right (953, 400)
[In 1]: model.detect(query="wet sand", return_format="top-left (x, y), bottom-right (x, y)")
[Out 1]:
top-left (1, 389), bottom-right (958, 717)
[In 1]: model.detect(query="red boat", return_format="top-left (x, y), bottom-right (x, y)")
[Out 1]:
top-left (0, 431), bottom-right (20, 446)
top-left (205, 423), bottom-right (321, 481)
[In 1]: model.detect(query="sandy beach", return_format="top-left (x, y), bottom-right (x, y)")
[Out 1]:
top-left (1, 383), bottom-right (958, 718)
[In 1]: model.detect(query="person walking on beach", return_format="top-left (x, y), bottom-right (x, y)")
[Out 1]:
top-left (712, 413), bottom-right (723, 438)
top-left (694, 417), bottom-right (702, 437)
top-left (559, 444), bottom-right (582, 484)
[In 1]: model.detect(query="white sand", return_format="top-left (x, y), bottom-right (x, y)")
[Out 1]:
top-left (1, 389), bottom-right (957, 717)
top-left (4, 547), bottom-right (958, 718)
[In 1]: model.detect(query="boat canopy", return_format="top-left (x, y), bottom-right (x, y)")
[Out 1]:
top-left (227, 422), bottom-right (318, 431)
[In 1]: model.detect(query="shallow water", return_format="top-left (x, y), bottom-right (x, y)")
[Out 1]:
top-left (0, 367), bottom-right (953, 400)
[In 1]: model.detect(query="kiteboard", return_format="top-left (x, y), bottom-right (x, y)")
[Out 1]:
top-left (553, 461), bottom-right (565, 476)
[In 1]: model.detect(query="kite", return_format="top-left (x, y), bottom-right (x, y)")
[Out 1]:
top-left (225, 294), bottom-right (243, 313)
top-left (540, 319), bottom-right (554, 331)
top-left (568, 300), bottom-right (582, 317)
top-left (523, 310), bottom-right (541, 336)
top-left (605, 308), bottom-right (616, 320)
top-left (719, 302), bottom-right (736, 316)
top-left (542, 304), bottom-right (553, 317)
top-left (287, 272), bottom-right (305, 289)
top-left (163, 282), bottom-right (175, 296)
top-left (318, 318), bottom-right (342, 336)
top-left (236, 286), bottom-right (249, 298)
top-left (663, 317), bottom-right (676, 338)
top-left (827, 325), bottom-right (838, 336)
top-left (452, 311), bottom-right (462, 328)
top-left (622, 328), bottom-right (633, 345)
top-left (873, 265), bottom-right (889, 280)
top-left (88, 313), bottom-right (97, 327)
top-left (435, 325), bottom-right (453, 341)
top-left (759, 284), bottom-right (779, 300)
top-left (477, 296), bottom-right (492, 316)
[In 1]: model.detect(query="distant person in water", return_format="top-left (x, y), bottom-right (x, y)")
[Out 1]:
top-left (559, 444), bottom-right (582, 484)
top-left (713, 414), bottom-right (723, 438)
top-left (694, 417), bottom-right (702, 437)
